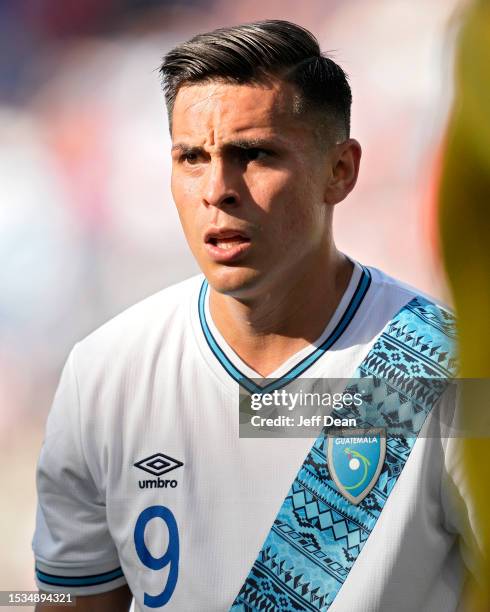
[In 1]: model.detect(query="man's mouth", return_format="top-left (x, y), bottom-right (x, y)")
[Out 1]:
top-left (208, 236), bottom-right (250, 249)
top-left (204, 229), bottom-right (252, 262)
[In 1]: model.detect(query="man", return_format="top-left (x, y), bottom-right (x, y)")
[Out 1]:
top-left (33, 20), bottom-right (466, 611)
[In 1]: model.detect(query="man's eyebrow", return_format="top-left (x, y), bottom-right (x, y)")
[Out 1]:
top-left (171, 138), bottom-right (278, 153)
top-left (225, 138), bottom-right (275, 149)
top-left (171, 143), bottom-right (203, 154)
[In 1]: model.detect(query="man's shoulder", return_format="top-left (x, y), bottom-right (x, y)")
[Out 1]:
top-left (366, 265), bottom-right (457, 367)
top-left (71, 274), bottom-right (203, 367)
top-left (367, 265), bottom-right (454, 320)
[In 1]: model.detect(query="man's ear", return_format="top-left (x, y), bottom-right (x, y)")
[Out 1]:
top-left (324, 139), bottom-right (362, 205)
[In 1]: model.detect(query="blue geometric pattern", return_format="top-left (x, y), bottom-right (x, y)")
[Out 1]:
top-left (230, 297), bottom-right (457, 611)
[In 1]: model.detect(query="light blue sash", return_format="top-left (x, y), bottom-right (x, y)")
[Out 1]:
top-left (231, 296), bottom-right (457, 611)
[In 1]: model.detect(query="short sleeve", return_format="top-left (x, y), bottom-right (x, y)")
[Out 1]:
top-left (32, 348), bottom-right (127, 595)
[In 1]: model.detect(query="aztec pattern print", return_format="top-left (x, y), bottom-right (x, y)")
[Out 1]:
top-left (230, 296), bottom-right (458, 611)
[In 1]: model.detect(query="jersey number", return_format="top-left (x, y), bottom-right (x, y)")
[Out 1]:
top-left (134, 506), bottom-right (179, 608)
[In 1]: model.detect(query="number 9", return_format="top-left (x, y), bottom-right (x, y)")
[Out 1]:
top-left (134, 506), bottom-right (179, 608)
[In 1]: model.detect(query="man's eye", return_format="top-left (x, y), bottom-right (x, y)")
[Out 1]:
top-left (182, 152), bottom-right (198, 164)
top-left (243, 148), bottom-right (268, 162)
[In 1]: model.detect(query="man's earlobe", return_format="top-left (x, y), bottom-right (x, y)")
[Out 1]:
top-left (324, 139), bottom-right (362, 205)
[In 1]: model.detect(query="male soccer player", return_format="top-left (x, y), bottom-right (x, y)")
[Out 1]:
top-left (33, 20), bottom-right (467, 611)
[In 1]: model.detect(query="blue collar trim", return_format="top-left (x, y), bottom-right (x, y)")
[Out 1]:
top-left (198, 266), bottom-right (372, 394)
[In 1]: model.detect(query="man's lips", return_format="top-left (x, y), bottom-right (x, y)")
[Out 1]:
top-left (204, 228), bottom-right (252, 262)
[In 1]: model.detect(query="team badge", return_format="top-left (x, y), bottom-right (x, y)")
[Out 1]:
top-left (327, 428), bottom-right (386, 505)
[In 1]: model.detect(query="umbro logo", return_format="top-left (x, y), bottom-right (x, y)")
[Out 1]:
top-left (134, 452), bottom-right (184, 476)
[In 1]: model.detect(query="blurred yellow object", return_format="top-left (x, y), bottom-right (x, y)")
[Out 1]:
top-left (438, 0), bottom-right (490, 606)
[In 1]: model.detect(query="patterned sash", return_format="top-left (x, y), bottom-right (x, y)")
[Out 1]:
top-left (231, 296), bottom-right (457, 611)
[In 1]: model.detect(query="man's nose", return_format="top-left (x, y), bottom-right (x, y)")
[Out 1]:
top-left (202, 158), bottom-right (239, 208)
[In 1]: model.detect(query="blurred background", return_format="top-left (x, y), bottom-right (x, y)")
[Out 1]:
top-left (0, 0), bottom-right (466, 601)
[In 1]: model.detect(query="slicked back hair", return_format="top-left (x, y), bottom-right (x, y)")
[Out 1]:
top-left (159, 20), bottom-right (352, 142)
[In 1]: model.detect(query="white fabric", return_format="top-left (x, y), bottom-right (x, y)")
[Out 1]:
top-left (32, 263), bottom-right (467, 610)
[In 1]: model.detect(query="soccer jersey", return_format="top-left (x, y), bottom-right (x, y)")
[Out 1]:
top-left (32, 262), bottom-right (466, 611)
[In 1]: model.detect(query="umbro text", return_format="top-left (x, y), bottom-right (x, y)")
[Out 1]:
top-left (139, 478), bottom-right (178, 489)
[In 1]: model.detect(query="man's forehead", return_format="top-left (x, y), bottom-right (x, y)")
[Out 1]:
top-left (171, 80), bottom-right (303, 141)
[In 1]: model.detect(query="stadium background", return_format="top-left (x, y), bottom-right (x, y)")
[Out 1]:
top-left (0, 0), bottom-right (464, 599)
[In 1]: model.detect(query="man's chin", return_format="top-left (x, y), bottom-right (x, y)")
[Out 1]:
top-left (205, 265), bottom-right (262, 299)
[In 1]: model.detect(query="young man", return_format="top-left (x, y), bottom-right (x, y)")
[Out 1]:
top-left (33, 20), bottom-right (466, 612)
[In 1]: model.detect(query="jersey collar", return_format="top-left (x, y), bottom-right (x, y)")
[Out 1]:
top-left (198, 264), bottom-right (372, 394)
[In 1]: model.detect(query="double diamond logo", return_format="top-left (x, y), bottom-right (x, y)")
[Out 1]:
top-left (134, 452), bottom-right (184, 477)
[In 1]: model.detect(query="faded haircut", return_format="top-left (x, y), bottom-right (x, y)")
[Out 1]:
top-left (159, 20), bottom-right (352, 141)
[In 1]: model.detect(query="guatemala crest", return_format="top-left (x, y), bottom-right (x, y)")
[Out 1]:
top-left (327, 428), bottom-right (386, 505)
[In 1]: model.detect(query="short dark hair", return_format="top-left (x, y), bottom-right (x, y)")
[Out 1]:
top-left (159, 20), bottom-right (352, 140)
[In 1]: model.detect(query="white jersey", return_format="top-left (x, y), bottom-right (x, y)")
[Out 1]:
top-left (32, 262), bottom-right (467, 611)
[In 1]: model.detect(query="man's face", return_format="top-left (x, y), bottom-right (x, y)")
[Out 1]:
top-left (170, 79), bottom-right (334, 299)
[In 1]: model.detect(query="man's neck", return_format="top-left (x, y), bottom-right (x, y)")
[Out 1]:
top-left (209, 249), bottom-right (354, 377)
